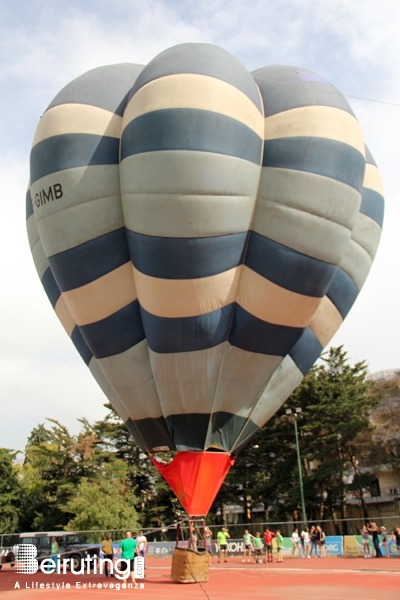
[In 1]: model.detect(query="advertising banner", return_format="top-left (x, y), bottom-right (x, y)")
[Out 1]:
top-left (275, 536), bottom-right (342, 557)
top-left (144, 542), bottom-right (176, 557)
top-left (102, 535), bottom-right (349, 559)
top-left (323, 536), bottom-right (343, 556)
top-left (139, 536), bottom-right (344, 557)
top-left (343, 535), bottom-right (399, 557)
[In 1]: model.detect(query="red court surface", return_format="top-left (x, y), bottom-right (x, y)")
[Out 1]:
top-left (1, 556), bottom-right (399, 600)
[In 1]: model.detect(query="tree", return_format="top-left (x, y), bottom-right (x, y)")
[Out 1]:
top-left (0, 448), bottom-right (21, 533)
top-left (18, 407), bottom-right (178, 531)
top-left (211, 346), bottom-right (380, 530)
top-left (61, 461), bottom-right (139, 531)
top-left (16, 460), bottom-right (46, 532)
top-left (93, 404), bottom-right (179, 528)
top-left (7, 345), bottom-right (385, 533)
top-left (368, 377), bottom-right (400, 473)
top-left (291, 347), bottom-right (378, 527)
top-left (20, 417), bottom-right (132, 530)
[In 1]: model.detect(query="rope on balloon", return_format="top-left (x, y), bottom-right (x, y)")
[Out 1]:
top-left (253, 74), bottom-right (400, 108)
top-left (185, 557), bottom-right (211, 600)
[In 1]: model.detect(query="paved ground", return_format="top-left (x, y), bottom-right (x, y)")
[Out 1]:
top-left (1, 556), bottom-right (399, 599)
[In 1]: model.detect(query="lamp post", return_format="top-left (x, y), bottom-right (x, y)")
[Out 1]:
top-left (285, 407), bottom-right (307, 527)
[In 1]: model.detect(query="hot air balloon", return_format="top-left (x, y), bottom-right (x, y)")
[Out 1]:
top-left (26, 43), bottom-right (384, 519)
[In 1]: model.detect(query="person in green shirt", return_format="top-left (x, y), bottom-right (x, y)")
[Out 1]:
top-left (242, 529), bottom-right (254, 562)
top-left (275, 529), bottom-right (284, 563)
top-left (48, 537), bottom-right (59, 572)
top-left (116, 531), bottom-right (139, 584)
top-left (217, 527), bottom-right (230, 563)
top-left (253, 532), bottom-right (263, 563)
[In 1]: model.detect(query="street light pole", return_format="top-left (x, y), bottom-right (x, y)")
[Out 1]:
top-left (286, 408), bottom-right (307, 527)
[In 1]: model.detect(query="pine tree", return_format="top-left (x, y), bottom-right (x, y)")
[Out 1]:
top-left (211, 347), bottom-right (379, 530)
top-left (0, 448), bottom-right (21, 533)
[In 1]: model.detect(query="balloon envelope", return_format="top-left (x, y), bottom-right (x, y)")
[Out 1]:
top-left (27, 44), bottom-right (384, 516)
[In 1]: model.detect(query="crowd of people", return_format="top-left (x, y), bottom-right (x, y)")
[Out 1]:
top-left (100, 530), bottom-right (148, 585)
top-left (291, 526), bottom-right (326, 558)
top-left (361, 522), bottom-right (400, 558)
top-left (213, 523), bottom-right (398, 561)
top-left (99, 520), bottom-right (400, 579)
top-left (212, 527), bottom-right (284, 564)
top-left (208, 525), bottom-right (327, 563)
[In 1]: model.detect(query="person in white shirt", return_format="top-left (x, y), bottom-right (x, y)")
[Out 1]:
top-left (136, 530), bottom-right (148, 567)
top-left (301, 528), bottom-right (311, 558)
top-left (292, 528), bottom-right (303, 558)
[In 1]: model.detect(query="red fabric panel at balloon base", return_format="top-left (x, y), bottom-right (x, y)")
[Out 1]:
top-left (150, 451), bottom-right (235, 517)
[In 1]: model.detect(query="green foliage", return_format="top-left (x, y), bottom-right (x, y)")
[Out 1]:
top-left (290, 346), bottom-right (378, 519)
top-left (367, 378), bottom-right (400, 474)
top-left (19, 419), bottom-right (104, 530)
top-left (0, 448), bottom-right (21, 533)
top-left (212, 346), bottom-right (381, 525)
top-left (12, 406), bottom-right (177, 532)
top-left (92, 405), bottom-right (179, 527)
top-left (61, 461), bottom-right (139, 531)
top-left (2, 346), bottom-right (394, 533)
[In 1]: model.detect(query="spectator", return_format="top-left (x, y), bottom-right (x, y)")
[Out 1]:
top-left (310, 525), bottom-right (319, 557)
top-left (136, 530), bottom-right (148, 567)
top-left (291, 528), bottom-right (303, 558)
top-left (217, 527), bottom-right (230, 563)
top-left (49, 538), bottom-right (59, 573)
top-left (242, 529), bottom-right (253, 562)
top-left (253, 532), bottom-right (263, 563)
top-left (367, 522), bottom-right (382, 557)
top-left (204, 527), bottom-right (213, 565)
top-left (115, 531), bottom-right (139, 584)
top-left (301, 528), bottom-right (311, 558)
top-left (204, 527), bottom-right (213, 555)
top-left (391, 526), bottom-right (400, 556)
top-left (101, 533), bottom-right (114, 577)
top-left (380, 526), bottom-right (389, 558)
top-left (317, 526), bottom-right (326, 558)
top-left (275, 529), bottom-right (284, 563)
top-left (300, 527), bottom-right (305, 555)
top-left (361, 525), bottom-right (370, 558)
top-left (188, 524), bottom-right (198, 551)
top-left (263, 528), bottom-right (275, 563)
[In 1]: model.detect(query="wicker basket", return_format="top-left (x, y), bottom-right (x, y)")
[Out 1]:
top-left (170, 547), bottom-right (209, 583)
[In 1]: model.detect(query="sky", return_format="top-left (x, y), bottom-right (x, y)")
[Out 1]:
top-left (1, 0), bottom-right (399, 454)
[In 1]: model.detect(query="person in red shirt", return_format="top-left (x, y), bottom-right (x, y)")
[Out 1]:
top-left (263, 528), bottom-right (275, 563)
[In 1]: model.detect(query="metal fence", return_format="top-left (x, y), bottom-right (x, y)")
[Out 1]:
top-left (207, 515), bottom-right (400, 538)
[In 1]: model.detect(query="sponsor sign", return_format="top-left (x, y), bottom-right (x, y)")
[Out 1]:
top-left (144, 536), bottom-right (345, 557)
top-left (147, 542), bottom-right (175, 556)
top-left (323, 536), bottom-right (343, 556)
top-left (344, 535), bottom-right (399, 557)
top-left (208, 537), bottom-right (342, 556)
top-left (275, 536), bottom-right (342, 557)
top-left (344, 535), bottom-right (373, 557)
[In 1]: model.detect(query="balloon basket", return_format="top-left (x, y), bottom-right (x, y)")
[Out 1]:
top-left (170, 547), bottom-right (209, 584)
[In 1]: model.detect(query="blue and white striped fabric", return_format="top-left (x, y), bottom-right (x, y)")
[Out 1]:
top-left (27, 44), bottom-right (384, 455)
